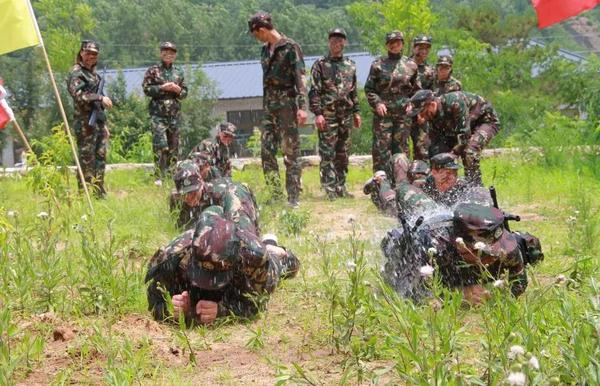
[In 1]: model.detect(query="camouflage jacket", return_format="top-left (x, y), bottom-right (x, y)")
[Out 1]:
top-left (308, 55), bottom-right (359, 115)
top-left (192, 138), bottom-right (233, 177)
top-left (67, 63), bottom-right (104, 122)
top-left (412, 59), bottom-right (435, 90)
top-left (429, 91), bottom-right (471, 142)
top-left (261, 35), bottom-right (307, 111)
top-left (364, 54), bottom-right (421, 112)
top-left (433, 76), bottom-right (462, 96)
top-left (169, 190), bottom-right (208, 230)
top-left (202, 178), bottom-right (260, 235)
top-left (146, 206), bottom-right (285, 322)
top-left (142, 62), bottom-right (188, 117)
top-left (463, 92), bottom-right (500, 128)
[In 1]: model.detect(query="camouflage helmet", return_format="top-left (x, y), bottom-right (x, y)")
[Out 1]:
top-left (159, 41), bottom-right (177, 52)
top-left (385, 30), bottom-right (404, 44)
top-left (437, 55), bottom-right (453, 66)
top-left (80, 40), bottom-right (99, 53)
top-left (408, 160), bottom-right (430, 178)
top-left (189, 152), bottom-right (211, 168)
top-left (173, 160), bottom-right (203, 194)
top-left (328, 27), bottom-right (347, 39)
top-left (408, 89), bottom-right (435, 117)
top-left (430, 153), bottom-right (461, 170)
top-left (218, 122), bottom-right (237, 137)
top-left (189, 206), bottom-right (239, 290)
top-left (248, 11), bottom-right (273, 32)
top-left (412, 34), bottom-right (432, 46)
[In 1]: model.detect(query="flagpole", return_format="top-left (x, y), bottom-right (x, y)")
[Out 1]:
top-left (10, 119), bottom-right (34, 154)
top-left (25, 0), bottom-right (94, 213)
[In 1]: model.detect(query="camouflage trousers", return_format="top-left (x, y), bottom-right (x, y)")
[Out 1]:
top-left (372, 110), bottom-right (412, 181)
top-left (261, 97), bottom-right (301, 201)
top-left (151, 115), bottom-right (180, 178)
top-left (318, 108), bottom-right (352, 195)
top-left (74, 119), bottom-right (108, 197)
top-left (410, 122), bottom-right (429, 161)
top-left (463, 123), bottom-right (499, 186)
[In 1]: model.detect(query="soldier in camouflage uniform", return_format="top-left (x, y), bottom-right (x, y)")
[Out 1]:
top-left (67, 40), bottom-right (113, 198)
top-left (382, 201), bottom-right (544, 303)
top-left (309, 27), bottom-right (362, 200)
top-left (249, 12), bottom-right (308, 208)
top-left (409, 34), bottom-right (434, 160)
top-left (364, 31), bottom-right (421, 180)
top-left (421, 153), bottom-right (470, 207)
top-left (408, 89), bottom-right (470, 159)
top-left (363, 170), bottom-right (397, 216)
top-left (169, 160), bottom-right (207, 229)
top-left (463, 92), bottom-right (501, 185)
top-left (145, 205), bottom-right (300, 324)
top-left (433, 55), bottom-right (462, 96)
top-left (191, 122), bottom-right (237, 177)
top-left (142, 42), bottom-right (188, 184)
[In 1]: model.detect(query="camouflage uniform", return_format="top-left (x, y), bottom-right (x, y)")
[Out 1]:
top-left (433, 76), bottom-right (462, 96)
top-left (259, 34), bottom-right (307, 203)
top-left (309, 40), bottom-right (359, 197)
top-left (191, 122), bottom-right (236, 177)
top-left (463, 92), bottom-right (501, 185)
top-left (145, 205), bottom-right (300, 323)
top-left (409, 36), bottom-right (434, 160)
top-left (363, 172), bottom-right (397, 217)
top-left (169, 160), bottom-right (206, 229)
top-left (142, 43), bottom-right (188, 178)
top-left (381, 202), bottom-right (543, 301)
top-left (365, 31), bottom-right (420, 178)
top-left (67, 41), bottom-right (108, 197)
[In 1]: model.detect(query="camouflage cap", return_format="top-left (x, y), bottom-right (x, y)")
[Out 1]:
top-left (453, 203), bottom-right (504, 240)
top-left (160, 41), bottom-right (177, 52)
top-left (413, 34), bottom-right (432, 46)
top-left (408, 89), bottom-right (435, 117)
top-left (218, 122), bottom-right (237, 137)
top-left (80, 40), bottom-right (99, 53)
top-left (430, 153), bottom-right (461, 170)
top-left (437, 54), bottom-right (453, 66)
top-left (189, 152), bottom-right (211, 168)
top-left (189, 206), bottom-right (239, 290)
top-left (385, 30), bottom-right (404, 43)
top-left (173, 160), bottom-right (203, 194)
top-left (248, 11), bottom-right (273, 32)
top-left (408, 160), bottom-right (430, 176)
top-left (328, 27), bottom-right (347, 39)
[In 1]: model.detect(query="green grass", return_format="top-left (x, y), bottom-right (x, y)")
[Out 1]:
top-left (0, 154), bottom-right (599, 385)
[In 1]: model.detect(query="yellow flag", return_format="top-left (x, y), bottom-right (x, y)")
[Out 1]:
top-left (0, 0), bottom-right (41, 56)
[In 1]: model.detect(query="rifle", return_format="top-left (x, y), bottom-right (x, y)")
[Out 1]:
top-left (88, 67), bottom-right (107, 127)
top-left (489, 186), bottom-right (520, 231)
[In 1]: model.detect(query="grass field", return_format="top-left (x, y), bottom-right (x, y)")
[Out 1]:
top-left (1, 152), bottom-right (599, 385)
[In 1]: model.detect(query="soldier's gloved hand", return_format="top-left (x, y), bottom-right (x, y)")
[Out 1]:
top-left (353, 113), bottom-right (362, 129)
top-left (297, 109), bottom-right (308, 126)
top-left (375, 103), bottom-right (387, 117)
top-left (315, 115), bottom-right (326, 131)
top-left (101, 96), bottom-right (113, 109)
top-left (195, 300), bottom-right (218, 325)
top-left (172, 291), bottom-right (191, 319)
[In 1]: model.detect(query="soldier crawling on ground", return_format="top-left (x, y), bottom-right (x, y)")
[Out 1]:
top-left (146, 206), bottom-right (300, 325)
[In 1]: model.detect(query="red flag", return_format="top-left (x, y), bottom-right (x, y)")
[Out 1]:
top-left (532, 0), bottom-right (600, 28)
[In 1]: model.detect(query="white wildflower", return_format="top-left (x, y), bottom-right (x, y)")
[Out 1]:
top-left (508, 345), bottom-right (525, 359)
top-left (455, 237), bottom-right (465, 246)
top-left (493, 279), bottom-right (505, 288)
top-left (7, 210), bottom-right (17, 217)
top-left (506, 371), bottom-right (526, 386)
top-left (555, 274), bottom-right (566, 284)
top-left (427, 247), bottom-right (438, 257)
top-left (37, 211), bottom-right (49, 219)
top-left (474, 241), bottom-right (487, 251)
top-left (528, 356), bottom-right (540, 370)
top-left (419, 264), bottom-right (435, 278)
top-left (81, 214), bottom-right (88, 221)
top-left (347, 261), bottom-right (357, 270)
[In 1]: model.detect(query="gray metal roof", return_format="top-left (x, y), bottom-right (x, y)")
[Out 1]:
top-left (104, 52), bottom-right (377, 100)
